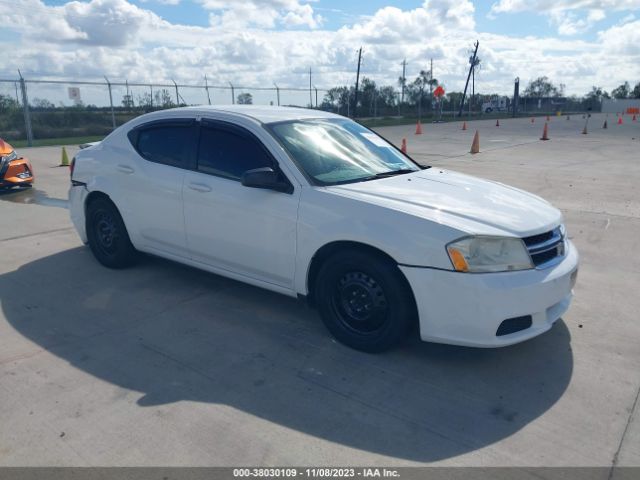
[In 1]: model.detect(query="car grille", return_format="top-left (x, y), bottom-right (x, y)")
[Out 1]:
top-left (522, 227), bottom-right (565, 268)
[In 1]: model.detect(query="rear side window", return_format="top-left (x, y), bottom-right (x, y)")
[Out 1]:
top-left (132, 123), bottom-right (194, 169)
top-left (197, 125), bottom-right (273, 180)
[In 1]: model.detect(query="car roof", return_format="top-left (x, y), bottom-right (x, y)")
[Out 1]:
top-left (178, 105), bottom-right (342, 124)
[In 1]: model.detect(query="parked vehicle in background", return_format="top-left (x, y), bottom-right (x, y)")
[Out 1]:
top-left (482, 96), bottom-right (509, 113)
top-left (68, 106), bottom-right (579, 352)
top-left (0, 138), bottom-right (34, 189)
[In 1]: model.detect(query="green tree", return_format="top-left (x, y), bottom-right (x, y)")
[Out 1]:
top-left (523, 77), bottom-right (560, 97)
top-left (237, 93), bottom-right (253, 105)
top-left (0, 94), bottom-right (19, 112)
top-left (155, 89), bottom-right (175, 108)
top-left (632, 82), bottom-right (640, 99)
top-left (31, 97), bottom-right (55, 109)
top-left (611, 82), bottom-right (630, 99)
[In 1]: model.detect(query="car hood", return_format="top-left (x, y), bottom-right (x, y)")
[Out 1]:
top-left (325, 168), bottom-right (562, 237)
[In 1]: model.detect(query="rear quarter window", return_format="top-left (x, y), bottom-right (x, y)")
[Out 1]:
top-left (129, 121), bottom-right (195, 169)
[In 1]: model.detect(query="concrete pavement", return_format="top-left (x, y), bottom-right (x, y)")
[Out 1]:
top-left (0, 113), bottom-right (638, 466)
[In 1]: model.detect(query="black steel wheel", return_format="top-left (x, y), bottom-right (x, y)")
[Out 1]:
top-left (315, 249), bottom-right (417, 352)
top-left (86, 197), bottom-right (137, 269)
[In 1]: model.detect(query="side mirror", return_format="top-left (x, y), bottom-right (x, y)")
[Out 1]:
top-left (241, 167), bottom-right (292, 193)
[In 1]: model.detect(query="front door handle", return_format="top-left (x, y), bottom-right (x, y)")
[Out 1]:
top-left (117, 164), bottom-right (135, 174)
top-left (188, 182), bottom-right (212, 193)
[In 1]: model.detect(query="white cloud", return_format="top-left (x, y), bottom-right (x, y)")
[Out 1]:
top-left (490, 0), bottom-right (640, 14)
top-left (490, 0), bottom-right (639, 35)
top-left (0, 0), bottom-right (637, 101)
top-left (201, 0), bottom-right (322, 29)
top-left (548, 8), bottom-right (608, 36)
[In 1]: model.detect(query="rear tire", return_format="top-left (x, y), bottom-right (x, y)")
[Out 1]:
top-left (314, 250), bottom-right (416, 353)
top-left (86, 197), bottom-right (137, 269)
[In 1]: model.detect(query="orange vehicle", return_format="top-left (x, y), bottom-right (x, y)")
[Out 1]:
top-left (0, 138), bottom-right (34, 188)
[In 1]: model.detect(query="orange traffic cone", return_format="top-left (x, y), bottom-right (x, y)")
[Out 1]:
top-left (540, 122), bottom-right (549, 141)
top-left (401, 138), bottom-right (407, 154)
top-left (496, 119), bottom-right (500, 127)
top-left (603, 120), bottom-right (608, 129)
top-left (618, 116), bottom-right (623, 125)
top-left (462, 121), bottom-right (467, 131)
top-left (415, 120), bottom-right (423, 134)
top-left (546, 115), bottom-right (550, 121)
top-left (531, 117), bottom-right (535, 123)
top-left (470, 130), bottom-right (480, 154)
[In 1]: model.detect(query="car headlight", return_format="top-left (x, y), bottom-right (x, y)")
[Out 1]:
top-left (446, 236), bottom-right (533, 273)
top-left (1, 150), bottom-right (18, 162)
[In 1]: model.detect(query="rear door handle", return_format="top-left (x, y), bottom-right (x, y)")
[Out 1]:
top-left (117, 164), bottom-right (135, 174)
top-left (188, 182), bottom-right (212, 193)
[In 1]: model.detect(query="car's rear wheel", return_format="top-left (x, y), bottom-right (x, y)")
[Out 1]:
top-left (86, 197), bottom-right (137, 269)
top-left (314, 250), bottom-right (416, 352)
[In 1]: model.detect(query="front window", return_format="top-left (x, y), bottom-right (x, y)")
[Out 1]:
top-left (268, 118), bottom-right (422, 185)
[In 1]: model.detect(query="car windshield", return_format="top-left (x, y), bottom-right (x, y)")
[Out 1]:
top-left (268, 118), bottom-right (422, 185)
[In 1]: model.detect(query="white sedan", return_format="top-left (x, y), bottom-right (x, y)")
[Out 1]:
top-left (69, 106), bottom-right (579, 352)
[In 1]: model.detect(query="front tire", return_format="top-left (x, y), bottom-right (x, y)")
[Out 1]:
top-left (314, 250), bottom-right (416, 352)
top-left (86, 197), bottom-right (137, 269)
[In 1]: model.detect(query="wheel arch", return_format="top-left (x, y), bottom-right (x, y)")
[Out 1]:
top-left (84, 190), bottom-right (113, 212)
top-left (305, 240), bottom-right (415, 308)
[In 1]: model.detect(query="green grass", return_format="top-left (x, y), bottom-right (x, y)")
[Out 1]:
top-left (11, 135), bottom-right (104, 148)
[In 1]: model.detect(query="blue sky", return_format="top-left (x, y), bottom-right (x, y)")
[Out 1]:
top-left (39, 0), bottom-right (637, 41)
top-left (1, 0), bottom-right (638, 105)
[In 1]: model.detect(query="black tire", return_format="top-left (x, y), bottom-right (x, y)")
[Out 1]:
top-left (86, 197), bottom-right (137, 269)
top-left (314, 250), bottom-right (417, 353)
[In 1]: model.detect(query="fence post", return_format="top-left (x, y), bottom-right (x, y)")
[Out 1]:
top-left (229, 82), bottom-right (235, 104)
top-left (18, 71), bottom-right (33, 147)
top-left (172, 79), bottom-right (179, 106)
top-left (150, 84), bottom-right (153, 108)
top-left (104, 76), bottom-right (116, 129)
top-left (204, 75), bottom-right (211, 105)
top-left (273, 83), bottom-right (280, 106)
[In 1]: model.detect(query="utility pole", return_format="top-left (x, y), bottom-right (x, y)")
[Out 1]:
top-left (353, 47), bottom-right (362, 118)
top-left (512, 77), bottom-right (520, 118)
top-left (400, 59), bottom-right (407, 105)
top-left (429, 58), bottom-right (433, 116)
top-left (429, 58), bottom-right (433, 97)
top-left (309, 68), bottom-right (313, 109)
top-left (458, 40), bottom-right (479, 117)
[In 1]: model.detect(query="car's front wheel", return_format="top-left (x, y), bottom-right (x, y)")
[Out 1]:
top-left (86, 197), bottom-right (137, 269)
top-left (314, 250), bottom-right (417, 352)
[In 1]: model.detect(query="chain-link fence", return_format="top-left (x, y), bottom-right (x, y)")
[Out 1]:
top-left (0, 76), bottom-right (331, 145)
top-left (0, 75), bottom-right (598, 146)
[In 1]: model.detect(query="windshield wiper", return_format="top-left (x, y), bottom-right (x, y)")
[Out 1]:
top-left (371, 168), bottom-right (417, 178)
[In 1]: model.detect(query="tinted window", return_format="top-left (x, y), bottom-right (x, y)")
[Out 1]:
top-left (197, 126), bottom-right (273, 180)
top-left (136, 125), bottom-right (193, 168)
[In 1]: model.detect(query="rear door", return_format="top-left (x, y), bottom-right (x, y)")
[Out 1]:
top-left (122, 118), bottom-right (196, 258)
top-left (182, 119), bottom-right (299, 289)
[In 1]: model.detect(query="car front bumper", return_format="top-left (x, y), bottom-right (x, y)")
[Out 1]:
top-left (0, 157), bottom-right (34, 187)
top-left (400, 240), bottom-right (579, 348)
